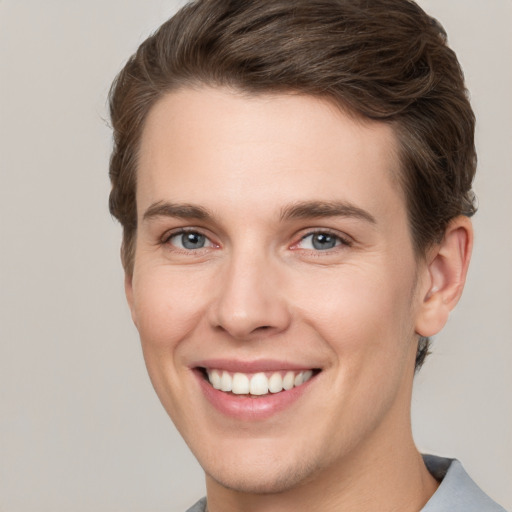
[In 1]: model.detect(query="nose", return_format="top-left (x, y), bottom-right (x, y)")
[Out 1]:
top-left (209, 249), bottom-right (291, 340)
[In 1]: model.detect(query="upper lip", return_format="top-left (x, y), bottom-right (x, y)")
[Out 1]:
top-left (192, 358), bottom-right (320, 373)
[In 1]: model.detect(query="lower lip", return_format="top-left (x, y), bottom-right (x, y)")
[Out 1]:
top-left (194, 370), bottom-right (315, 421)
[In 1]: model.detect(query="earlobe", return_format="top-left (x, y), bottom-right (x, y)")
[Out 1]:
top-left (415, 216), bottom-right (473, 338)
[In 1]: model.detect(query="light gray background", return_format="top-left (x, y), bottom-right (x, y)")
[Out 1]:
top-left (1, 1), bottom-right (511, 511)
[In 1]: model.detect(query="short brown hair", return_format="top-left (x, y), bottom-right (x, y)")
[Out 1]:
top-left (108, 0), bottom-right (477, 369)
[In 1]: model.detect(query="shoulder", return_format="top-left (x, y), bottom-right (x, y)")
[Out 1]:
top-left (185, 497), bottom-right (207, 512)
top-left (422, 454), bottom-right (508, 512)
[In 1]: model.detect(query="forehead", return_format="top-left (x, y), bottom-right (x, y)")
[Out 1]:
top-left (137, 87), bottom-right (405, 223)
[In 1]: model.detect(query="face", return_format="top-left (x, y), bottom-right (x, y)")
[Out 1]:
top-left (128, 87), bottom-right (428, 495)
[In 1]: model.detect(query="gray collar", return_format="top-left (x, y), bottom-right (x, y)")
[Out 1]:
top-left (421, 454), bottom-right (506, 511)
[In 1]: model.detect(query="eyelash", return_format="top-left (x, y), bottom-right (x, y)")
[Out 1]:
top-left (161, 228), bottom-right (216, 251)
top-left (292, 229), bottom-right (352, 252)
top-left (161, 228), bottom-right (352, 254)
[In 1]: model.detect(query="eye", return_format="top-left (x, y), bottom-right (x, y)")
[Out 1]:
top-left (166, 230), bottom-right (214, 250)
top-left (297, 232), bottom-right (347, 251)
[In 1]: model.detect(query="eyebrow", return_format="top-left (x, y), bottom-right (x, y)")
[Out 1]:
top-left (280, 200), bottom-right (376, 224)
top-left (142, 201), bottom-right (213, 222)
top-left (142, 199), bottom-right (376, 225)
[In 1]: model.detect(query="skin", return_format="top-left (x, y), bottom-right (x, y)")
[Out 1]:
top-left (126, 87), bottom-right (472, 512)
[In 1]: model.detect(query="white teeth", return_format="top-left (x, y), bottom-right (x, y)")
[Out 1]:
top-left (232, 373), bottom-right (250, 394)
top-left (268, 372), bottom-right (283, 393)
top-left (206, 368), bottom-right (315, 396)
top-left (303, 369), bottom-right (313, 383)
top-left (209, 370), bottom-right (221, 389)
top-left (283, 371), bottom-right (295, 390)
top-left (220, 371), bottom-right (232, 392)
top-left (249, 372), bottom-right (269, 395)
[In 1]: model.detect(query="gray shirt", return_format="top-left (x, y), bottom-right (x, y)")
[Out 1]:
top-left (422, 455), bottom-right (506, 511)
top-left (185, 455), bottom-right (507, 511)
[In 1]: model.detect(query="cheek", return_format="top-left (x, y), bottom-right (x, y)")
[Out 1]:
top-left (131, 267), bottom-right (210, 353)
top-left (294, 262), bottom-right (416, 361)
top-left (293, 265), bottom-right (417, 433)
top-left (130, 268), bottom-right (212, 421)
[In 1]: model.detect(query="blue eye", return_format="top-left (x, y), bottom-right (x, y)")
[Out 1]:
top-left (168, 231), bottom-right (212, 250)
top-left (299, 232), bottom-right (342, 250)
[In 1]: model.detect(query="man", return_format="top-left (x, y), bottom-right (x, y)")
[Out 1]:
top-left (107, 1), bottom-right (506, 510)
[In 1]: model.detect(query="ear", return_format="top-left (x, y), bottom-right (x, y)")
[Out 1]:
top-left (415, 216), bottom-right (473, 337)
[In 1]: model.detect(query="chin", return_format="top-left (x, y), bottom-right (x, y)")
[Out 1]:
top-left (206, 462), bottom-right (316, 495)
top-left (200, 442), bottom-right (328, 495)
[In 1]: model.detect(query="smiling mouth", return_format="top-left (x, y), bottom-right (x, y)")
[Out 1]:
top-left (199, 368), bottom-right (321, 396)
